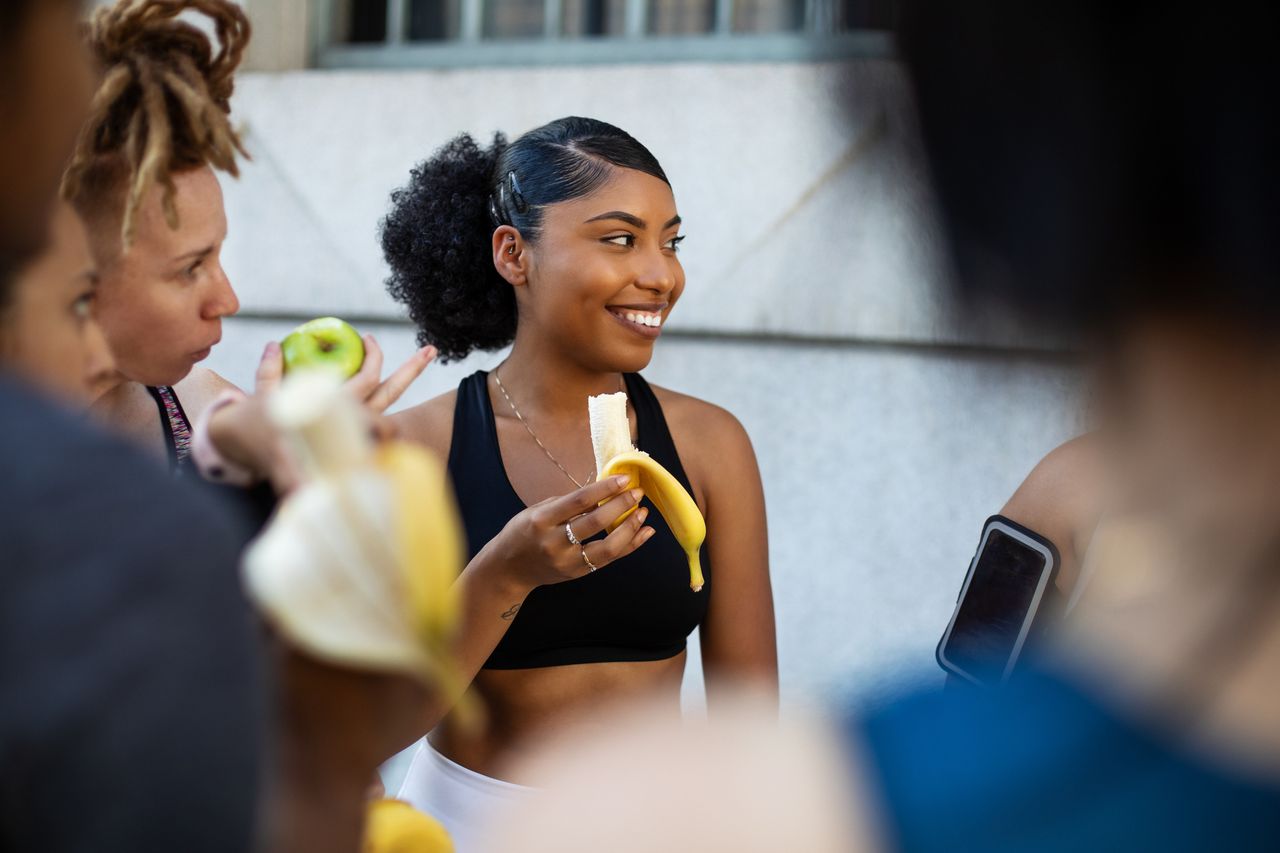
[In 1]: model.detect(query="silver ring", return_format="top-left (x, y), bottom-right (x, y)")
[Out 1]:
top-left (580, 547), bottom-right (598, 573)
top-left (565, 522), bottom-right (582, 547)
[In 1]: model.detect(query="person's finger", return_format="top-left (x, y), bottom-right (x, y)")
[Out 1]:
top-left (585, 506), bottom-right (650, 556)
top-left (254, 341), bottom-right (283, 394)
top-left (583, 508), bottom-right (654, 569)
top-left (345, 334), bottom-right (383, 400)
top-left (544, 476), bottom-right (635, 524)
top-left (570, 489), bottom-right (645, 541)
top-left (365, 346), bottom-right (436, 413)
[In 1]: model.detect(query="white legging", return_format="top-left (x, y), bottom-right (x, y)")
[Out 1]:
top-left (398, 738), bottom-right (533, 852)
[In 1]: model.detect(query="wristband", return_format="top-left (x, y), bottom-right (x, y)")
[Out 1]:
top-left (192, 389), bottom-right (260, 487)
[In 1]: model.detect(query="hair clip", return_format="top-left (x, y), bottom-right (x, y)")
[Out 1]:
top-left (507, 171), bottom-right (528, 215)
top-left (490, 182), bottom-right (514, 227)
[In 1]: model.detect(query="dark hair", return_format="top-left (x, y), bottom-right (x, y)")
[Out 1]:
top-left (0, 0), bottom-right (43, 50)
top-left (897, 0), bottom-right (1280, 331)
top-left (381, 116), bottom-right (669, 362)
top-left (0, 0), bottom-right (62, 288)
top-left (0, 262), bottom-right (16, 316)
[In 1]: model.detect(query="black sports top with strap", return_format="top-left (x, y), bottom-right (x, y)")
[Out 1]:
top-left (146, 385), bottom-right (193, 470)
top-left (450, 370), bottom-right (710, 670)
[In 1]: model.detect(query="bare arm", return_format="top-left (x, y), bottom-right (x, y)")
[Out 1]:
top-left (999, 433), bottom-right (1101, 595)
top-left (943, 434), bottom-right (1101, 688)
top-left (689, 405), bottom-right (779, 710)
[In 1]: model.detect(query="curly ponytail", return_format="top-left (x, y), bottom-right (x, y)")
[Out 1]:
top-left (382, 133), bottom-right (515, 363)
top-left (382, 116), bottom-right (668, 363)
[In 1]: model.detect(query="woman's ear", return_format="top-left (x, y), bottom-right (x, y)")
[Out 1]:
top-left (492, 225), bottom-right (529, 287)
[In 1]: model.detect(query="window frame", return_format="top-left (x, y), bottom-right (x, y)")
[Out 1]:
top-left (313, 0), bottom-right (896, 69)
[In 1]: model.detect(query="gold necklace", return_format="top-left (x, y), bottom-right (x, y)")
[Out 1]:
top-left (492, 367), bottom-right (623, 490)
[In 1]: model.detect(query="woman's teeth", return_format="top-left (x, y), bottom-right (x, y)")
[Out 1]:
top-left (615, 310), bottom-right (663, 328)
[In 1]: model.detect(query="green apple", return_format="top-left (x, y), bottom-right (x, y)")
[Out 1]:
top-left (280, 316), bottom-right (366, 379)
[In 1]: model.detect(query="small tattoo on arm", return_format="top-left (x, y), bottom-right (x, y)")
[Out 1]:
top-left (501, 603), bottom-right (521, 621)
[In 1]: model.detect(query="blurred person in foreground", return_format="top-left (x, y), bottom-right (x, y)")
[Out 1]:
top-left (0, 4), bottom-right (446, 852)
top-left (477, 2), bottom-right (1280, 850)
top-left (0, 1), bottom-right (267, 850)
top-left (0, 201), bottom-right (115, 402)
top-left (0, 2), bottom-right (91, 272)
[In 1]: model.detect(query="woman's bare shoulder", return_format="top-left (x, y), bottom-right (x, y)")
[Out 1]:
top-left (649, 384), bottom-right (750, 450)
top-left (648, 383), bottom-right (757, 510)
top-left (1001, 433), bottom-right (1101, 552)
top-left (1004, 434), bottom-right (1099, 509)
top-left (390, 389), bottom-right (459, 459)
top-left (174, 367), bottom-right (240, 420)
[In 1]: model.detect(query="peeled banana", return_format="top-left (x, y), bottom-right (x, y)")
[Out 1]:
top-left (363, 798), bottom-right (453, 853)
top-left (588, 390), bottom-right (707, 592)
top-left (242, 371), bottom-right (466, 692)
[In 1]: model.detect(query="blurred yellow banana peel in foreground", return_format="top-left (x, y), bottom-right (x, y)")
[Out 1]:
top-left (363, 799), bottom-right (453, 853)
top-left (589, 391), bottom-right (707, 592)
top-left (243, 371), bottom-right (472, 715)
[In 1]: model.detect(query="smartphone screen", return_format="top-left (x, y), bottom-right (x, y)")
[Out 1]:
top-left (940, 525), bottom-right (1053, 685)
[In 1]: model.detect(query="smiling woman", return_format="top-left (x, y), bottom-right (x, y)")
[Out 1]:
top-left (383, 116), bottom-right (778, 851)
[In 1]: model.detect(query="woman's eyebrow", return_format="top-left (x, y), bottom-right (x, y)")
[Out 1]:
top-left (584, 210), bottom-right (646, 228)
top-left (583, 212), bottom-right (683, 230)
top-left (173, 244), bottom-right (214, 264)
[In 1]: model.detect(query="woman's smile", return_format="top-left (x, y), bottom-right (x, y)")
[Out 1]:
top-left (607, 303), bottom-right (667, 338)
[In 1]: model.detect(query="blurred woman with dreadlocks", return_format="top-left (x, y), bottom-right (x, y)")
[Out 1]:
top-left (67, 0), bottom-right (432, 486)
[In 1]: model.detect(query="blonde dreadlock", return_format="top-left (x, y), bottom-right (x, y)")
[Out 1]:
top-left (61, 0), bottom-right (251, 247)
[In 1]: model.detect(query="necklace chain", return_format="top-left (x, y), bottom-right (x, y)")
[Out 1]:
top-left (492, 367), bottom-right (624, 490)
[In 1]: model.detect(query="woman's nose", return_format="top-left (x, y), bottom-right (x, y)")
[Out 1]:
top-left (203, 264), bottom-right (240, 320)
top-left (635, 250), bottom-right (676, 295)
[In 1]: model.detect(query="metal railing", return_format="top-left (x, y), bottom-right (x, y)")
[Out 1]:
top-left (315, 0), bottom-right (895, 68)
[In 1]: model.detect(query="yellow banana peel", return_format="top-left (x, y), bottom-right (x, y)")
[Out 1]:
top-left (380, 441), bottom-right (463, 651)
top-left (589, 391), bottom-right (707, 592)
top-left (363, 798), bottom-right (453, 853)
top-left (243, 372), bottom-right (470, 701)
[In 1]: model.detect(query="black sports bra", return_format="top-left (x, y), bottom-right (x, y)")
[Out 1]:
top-left (146, 385), bottom-right (193, 470)
top-left (449, 370), bottom-right (710, 670)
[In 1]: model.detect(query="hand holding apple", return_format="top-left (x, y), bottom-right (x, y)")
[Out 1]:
top-left (204, 326), bottom-right (436, 494)
top-left (277, 317), bottom-right (436, 413)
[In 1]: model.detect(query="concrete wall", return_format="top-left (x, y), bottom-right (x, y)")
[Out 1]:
top-left (206, 58), bottom-right (1086, 714)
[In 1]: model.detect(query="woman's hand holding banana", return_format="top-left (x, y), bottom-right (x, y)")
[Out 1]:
top-left (479, 476), bottom-right (655, 596)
